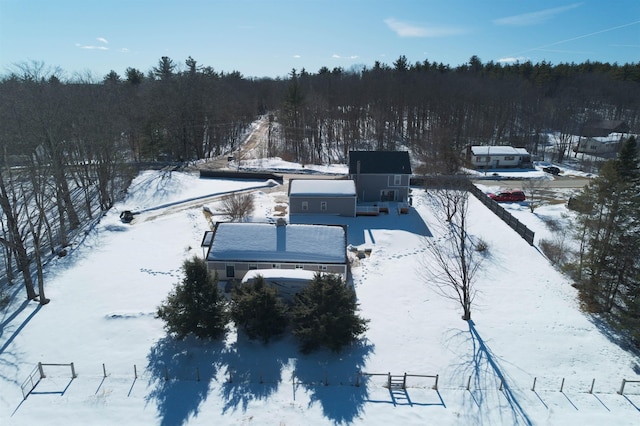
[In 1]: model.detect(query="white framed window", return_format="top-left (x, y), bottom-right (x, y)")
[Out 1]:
top-left (504, 156), bottom-right (515, 161)
top-left (318, 265), bottom-right (328, 271)
top-left (272, 263), bottom-right (281, 269)
top-left (302, 201), bottom-right (308, 211)
top-left (393, 175), bottom-right (401, 186)
top-left (295, 264), bottom-right (304, 269)
top-left (320, 201), bottom-right (327, 211)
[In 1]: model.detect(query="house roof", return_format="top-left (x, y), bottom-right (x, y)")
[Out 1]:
top-left (348, 151), bottom-right (412, 174)
top-left (206, 222), bottom-right (346, 264)
top-left (288, 179), bottom-right (356, 197)
top-left (470, 146), bottom-right (530, 156)
top-left (581, 120), bottom-right (629, 137)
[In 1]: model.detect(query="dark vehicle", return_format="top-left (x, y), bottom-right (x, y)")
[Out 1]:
top-left (489, 190), bottom-right (526, 202)
top-left (543, 166), bottom-right (561, 175)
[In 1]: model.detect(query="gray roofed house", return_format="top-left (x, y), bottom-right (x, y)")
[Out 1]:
top-left (348, 151), bottom-right (412, 203)
top-left (202, 221), bottom-right (348, 281)
top-left (288, 179), bottom-right (357, 216)
top-left (580, 119), bottom-right (629, 138)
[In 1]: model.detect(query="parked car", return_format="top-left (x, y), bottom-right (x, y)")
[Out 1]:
top-left (543, 166), bottom-right (561, 175)
top-left (489, 190), bottom-right (526, 202)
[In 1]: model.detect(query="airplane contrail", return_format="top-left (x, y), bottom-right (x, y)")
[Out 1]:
top-left (513, 20), bottom-right (640, 56)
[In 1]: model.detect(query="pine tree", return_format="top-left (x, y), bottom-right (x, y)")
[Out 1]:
top-left (156, 256), bottom-right (228, 340)
top-left (230, 275), bottom-right (288, 343)
top-left (291, 274), bottom-right (369, 353)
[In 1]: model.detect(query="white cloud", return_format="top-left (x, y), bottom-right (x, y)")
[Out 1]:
top-left (293, 54), bottom-right (301, 59)
top-left (75, 43), bottom-right (108, 50)
top-left (384, 18), bottom-right (465, 37)
top-left (494, 3), bottom-right (581, 26)
top-left (97, 37), bottom-right (109, 44)
top-left (331, 54), bottom-right (360, 60)
top-left (497, 56), bottom-right (528, 64)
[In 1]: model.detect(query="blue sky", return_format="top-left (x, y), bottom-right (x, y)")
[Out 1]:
top-left (1, 0), bottom-right (638, 79)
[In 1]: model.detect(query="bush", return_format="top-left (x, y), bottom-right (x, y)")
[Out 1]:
top-left (290, 273), bottom-right (369, 353)
top-left (157, 256), bottom-right (228, 340)
top-left (219, 192), bottom-right (255, 222)
top-left (230, 275), bottom-right (289, 343)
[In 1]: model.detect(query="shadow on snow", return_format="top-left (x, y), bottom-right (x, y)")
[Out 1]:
top-left (145, 333), bottom-right (374, 426)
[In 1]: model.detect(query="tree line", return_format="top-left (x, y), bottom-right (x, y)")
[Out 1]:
top-left (0, 55), bottom-right (638, 305)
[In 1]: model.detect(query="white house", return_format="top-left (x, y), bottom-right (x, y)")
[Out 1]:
top-left (464, 145), bottom-right (531, 169)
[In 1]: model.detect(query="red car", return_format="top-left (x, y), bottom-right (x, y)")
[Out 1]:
top-left (489, 190), bottom-right (526, 202)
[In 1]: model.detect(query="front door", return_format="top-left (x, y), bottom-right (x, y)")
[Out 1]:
top-left (381, 190), bottom-right (396, 201)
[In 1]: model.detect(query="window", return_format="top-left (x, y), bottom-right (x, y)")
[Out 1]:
top-left (248, 264), bottom-right (258, 270)
top-left (302, 201), bottom-right (308, 211)
top-left (320, 201), bottom-right (327, 211)
top-left (504, 156), bottom-right (515, 161)
top-left (295, 264), bottom-right (304, 269)
top-left (318, 265), bottom-right (328, 271)
top-left (393, 175), bottom-right (401, 186)
top-left (272, 263), bottom-right (281, 269)
top-left (225, 264), bottom-right (235, 278)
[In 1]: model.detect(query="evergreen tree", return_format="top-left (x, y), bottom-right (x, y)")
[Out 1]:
top-left (156, 256), bottom-right (228, 340)
top-left (291, 274), bottom-right (369, 353)
top-left (230, 275), bottom-right (289, 343)
top-left (574, 136), bottom-right (640, 318)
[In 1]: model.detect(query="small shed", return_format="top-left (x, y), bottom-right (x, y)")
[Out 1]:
top-left (288, 179), bottom-right (357, 216)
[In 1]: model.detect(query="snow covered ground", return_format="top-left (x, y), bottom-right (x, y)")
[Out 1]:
top-left (1, 162), bottom-right (639, 426)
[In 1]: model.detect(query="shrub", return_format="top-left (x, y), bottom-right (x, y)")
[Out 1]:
top-left (219, 192), bottom-right (255, 222)
top-left (157, 256), bottom-right (228, 340)
top-left (291, 273), bottom-right (369, 353)
top-left (230, 275), bottom-right (289, 343)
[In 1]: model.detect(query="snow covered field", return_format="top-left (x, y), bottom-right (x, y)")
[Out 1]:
top-left (1, 162), bottom-right (639, 426)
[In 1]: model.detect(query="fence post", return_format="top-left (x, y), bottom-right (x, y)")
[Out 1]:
top-left (560, 378), bottom-right (565, 393)
top-left (103, 363), bottom-right (107, 378)
top-left (38, 362), bottom-right (46, 379)
top-left (164, 366), bottom-right (169, 381)
top-left (466, 375), bottom-right (472, 391)
top-left (433, 374), bottom-right (439, 391)
top-left (196, 367), bottom-right (200, 382)
top-left (589, 378), bottom-right (595, 394)
top-left (499, 378), bottom-right (504, 391)
top-left (387, 372), bottom-right (391, 389)
top-left (403, 373), bottom-right (407, 390)
top-left (71, 362), bottom-right (77, 379)
top-left (134, 364), bottom-right (138, 379)
top-left (531, 377), bottom-right (537, 392)
top-left (617, 379), bottom-right (626, 395)
top-left (260, 370), bottom-right (264, 384)
top-left (356, 372), bottom-right (360, 387)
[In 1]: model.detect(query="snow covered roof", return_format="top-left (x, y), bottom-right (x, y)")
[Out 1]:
top-left (470, 146), bottom-right (530, 156)
top-left (207, 222), bottom-right (346, 264)
top-left (288, 179), bottom-right (356, 197)
top-left (241, 268), bottom-right (318, 283)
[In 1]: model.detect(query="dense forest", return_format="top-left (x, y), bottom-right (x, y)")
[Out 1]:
top-left (0, 56), bottom-right (639, 337)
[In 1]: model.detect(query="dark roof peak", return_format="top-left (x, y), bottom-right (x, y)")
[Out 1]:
top-left (348, 150), bottom-right (412, 174)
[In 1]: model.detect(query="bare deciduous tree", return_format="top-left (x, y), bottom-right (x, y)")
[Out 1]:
top-left (421, 190), bottom-right (484, 320)
top-left (219, 192), bottom-right (255, 222)
top-left (523, 177), bottom-right (548, 212)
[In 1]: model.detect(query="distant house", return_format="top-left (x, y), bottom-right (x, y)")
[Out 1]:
top-left (201, 220), bottom-right (347, 281)
top-left (288, 179), bottom-right (357, 217)
top-left (348, 151), bottom-right (412, 202)
top-left (580, 119), bottom-right (629, 138)
top-left (575, 119), bottom-right (630, 157)
top-left (464, 145), bottom-right (531, 169)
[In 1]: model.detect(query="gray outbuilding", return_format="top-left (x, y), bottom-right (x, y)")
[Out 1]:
top-left (288, 179), bottom-right (357, 217)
